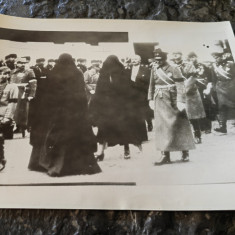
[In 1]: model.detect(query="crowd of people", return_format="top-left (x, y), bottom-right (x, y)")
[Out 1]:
top-left (0, 40), bottom-right (234, 176)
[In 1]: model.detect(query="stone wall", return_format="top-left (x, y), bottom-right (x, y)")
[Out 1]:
top-left (1, 0), bottom-right (235, 234)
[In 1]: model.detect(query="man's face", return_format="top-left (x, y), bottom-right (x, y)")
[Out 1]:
top-left (131, 56), bottom-right (141, 66)
top-left (154, 58), bottom-right (164, 67)
top-left (48, 62), bottom-right (55, 67)
top-left (0, 72), bottom-right (7, 83)
top-left (0, 72), bottom-right (3, 82)
top-left (213, 55), bottom-right (222, 64)
top-left (172, 53), bottom-right (182, 61)
top-left (189, 56), bottom-right (197, 64)
top-left (16, 62), bottom-right (25, 69)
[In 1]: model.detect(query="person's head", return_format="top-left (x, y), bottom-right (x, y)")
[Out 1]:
top-left (57, 53), bottom-right (76, 67)
top-left (0, 66), bottom-right (10, 83)
top-left (47, 59), bottom-right (55, 68)
top-left (5, 54), bottom-right (17, 70)
top-left (153, 48), bottom-right (168, 67)
top-left (36, 58), bottom-right (45, 67)
top-left (172, 51), bottom-right (183, 62)
top-left (102, 55), bottom-right (123, 73)
top-left (211, 52), bottom-right (223, 64)
top-left (187, 52), bottom-right (198, 64)
top-left (131, 55), bottom-right (141, 66)
top-left (222, 52), bottom-right (233, 62)
top-left (16, 57), bottom-right (28, 69)
top-left (77, 58), bottom-right (87, 66)
top-left (5, 54), bottom-right (17, 62)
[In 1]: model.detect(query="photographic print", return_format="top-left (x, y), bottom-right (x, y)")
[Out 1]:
top-left (0, 15), bottom-right (235, 210)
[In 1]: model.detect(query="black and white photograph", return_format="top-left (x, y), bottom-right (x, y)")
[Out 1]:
top-left (0, 15), bottom-right (235, 210)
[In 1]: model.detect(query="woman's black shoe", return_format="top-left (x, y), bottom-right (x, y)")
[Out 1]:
top-left (0, 159), bottom-right (6, 172)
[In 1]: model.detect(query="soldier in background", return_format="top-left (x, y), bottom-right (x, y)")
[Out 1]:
top-left (11, 57), bottom-right (36, 137)
top-left (0, 66), bottom-right (19, 171)
top-left (187, 52), bottom-right (214, 133)
top-left (84, 63), bottom-right (100, 104)
top-left (77, 58), bottom-right (87, 73)
top-left (211, 52), bottom-right (235, 133)
top-left (171, 51), bottom-right (206, 144)
top-left (33, 58), bottom-right (46, 80)
top-left (0, 59), bottom-right (6, 67)
top-left (45, 59), bottom-right (55, 72)
top-left (5, 54), bottom-right (17, 71)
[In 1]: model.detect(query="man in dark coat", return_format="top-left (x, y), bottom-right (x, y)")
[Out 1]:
top-left (130, 55), bottom-right (153, 132)
top-left (211, 52), bottom-right (235, 133)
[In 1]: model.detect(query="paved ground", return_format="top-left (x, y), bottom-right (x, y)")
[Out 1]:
top-left (0, 121), bottom-right (235, 186)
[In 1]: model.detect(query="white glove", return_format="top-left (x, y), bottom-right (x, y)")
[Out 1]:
top-left (90, 90), bottom-right (95, 95)
top-left (177, 102), bottom-right (186, 112)
top-left (149, 100), bottom-right (154, 110)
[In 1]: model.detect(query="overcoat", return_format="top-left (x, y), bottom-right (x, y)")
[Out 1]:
top-left (148, 63), bottom-right (195, 151)
top-left (211, 61), bottom-right (235, 109)
top-left (11, 68), bottom-right (36, 128)
top-left (177, 62), bottom-right (206, 120)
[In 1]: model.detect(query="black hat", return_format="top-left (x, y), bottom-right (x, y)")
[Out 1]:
top-left (36, 58), bottom-right (45, 63)
top-left (187, 52), bottom-right (197, 58)
top-left (211, 52), bottom-right (223, 57)
top-left (48, 59), bottom-right (55, 63)
top-left (5, 54), bottom-right (17, 60)
top-left (153, 47), bottom-right (168, 59)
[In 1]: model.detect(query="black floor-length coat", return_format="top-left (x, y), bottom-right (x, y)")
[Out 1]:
top-left (28, 53), bottom-right (101, 176)
top-left (90, 55), bottom-right (147, 146)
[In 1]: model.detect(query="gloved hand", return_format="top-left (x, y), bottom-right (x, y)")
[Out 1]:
top-left (149, 100), bottom-right (154, 110)
top-left (177, 102), bottom-right (186, 112)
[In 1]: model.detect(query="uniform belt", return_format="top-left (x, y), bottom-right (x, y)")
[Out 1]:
top-left (155, 84), bottom-right (175, 90)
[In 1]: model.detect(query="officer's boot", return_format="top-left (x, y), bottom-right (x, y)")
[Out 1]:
top-left (181, 151), bottom-right (189, 162)
top-left (194, 130), bottom-right (202, 144)
top-left (0, 135), bottom-right (6, 171)
top-left (154, 151), bottom-right (171, 166)
top-left (214, 121), bottom-right (227, 134)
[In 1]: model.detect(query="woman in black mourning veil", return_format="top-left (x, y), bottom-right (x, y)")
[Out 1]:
top-left (90, 55), bottom-right (146, 160)
top-left (28, 53), bottom-right (101, 176)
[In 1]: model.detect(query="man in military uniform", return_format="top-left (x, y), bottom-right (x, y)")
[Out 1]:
top-left (45, 59), bottom-right (55, 72)
top-left (5, 54), bottom-right (17, 71)
top-left (11, 57), bottom-right (36, 137)
top-left (187, 52), bottom-right (214, 133)
top-left (211, 52), bottom-right (235, 133)
top-left (171, 51), bottom-right (206, 144)
top-left (77, 58), bottom-right (87, 73)
top-left (33, 58), bottom-right (46, 80)
top-left (148, 47), bottom-right (195, 165)
top-left (0, 66), bottom-right (19, 171)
